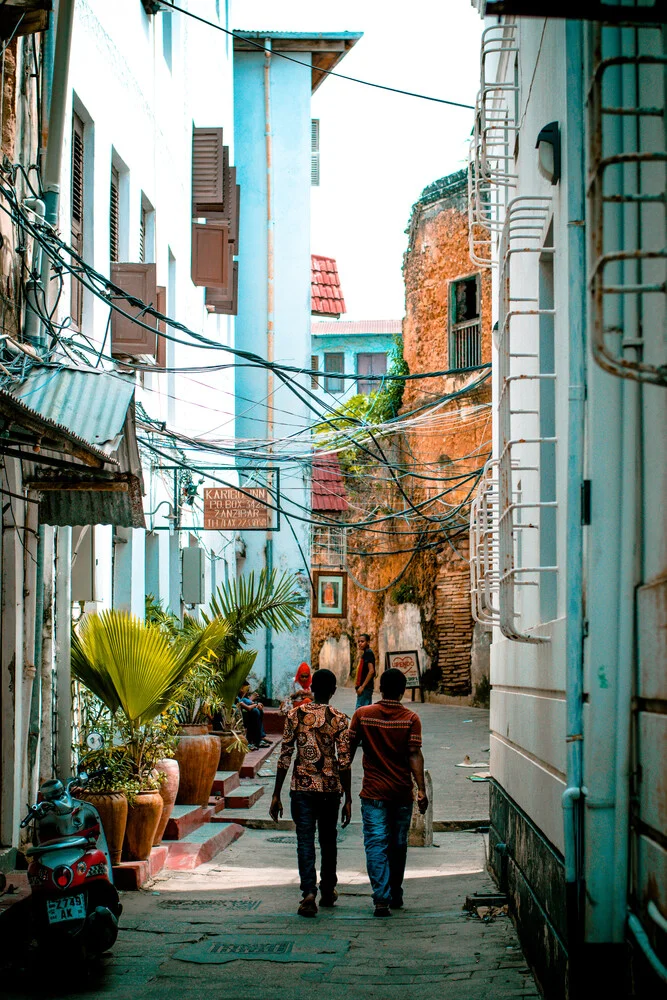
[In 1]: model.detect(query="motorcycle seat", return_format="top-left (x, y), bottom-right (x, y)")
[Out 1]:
top-left (26, 835), bottom-right (90, 856)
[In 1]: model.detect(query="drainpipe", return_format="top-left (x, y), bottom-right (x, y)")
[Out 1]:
top-left (54, 526), bottom-right (72, 779)
top-left (563, 19), bottom-right (587, 993)
top-left (23, 197), bottom-right (45, 349)
top-left (41, 0), bottom-right (75, 329)
top-left (27, 525), bottom-right (45, 797)
top-left (264, 37), bottom-right (274, 698)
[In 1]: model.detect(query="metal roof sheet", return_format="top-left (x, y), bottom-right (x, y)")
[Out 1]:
top-left (312, 456), bottom-right (349, 512)
top-left (312, 320), bottom-right (402, 335)
top-left (11, 367), bottom-right (135, 454)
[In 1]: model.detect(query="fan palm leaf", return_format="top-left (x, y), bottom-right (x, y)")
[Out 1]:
top-left (72, 610), bottom-right (229, 726)
top-left (201, 568), bottom-right (305, 643)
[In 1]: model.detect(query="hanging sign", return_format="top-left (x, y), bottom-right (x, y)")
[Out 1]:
top-left (203, 487), bottom-right (272, 530)
top-left (385, 650), bottom-right (422, 689)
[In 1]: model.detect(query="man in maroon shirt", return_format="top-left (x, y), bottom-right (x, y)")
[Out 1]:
top-left (349, 667), bottom-right (428, 917)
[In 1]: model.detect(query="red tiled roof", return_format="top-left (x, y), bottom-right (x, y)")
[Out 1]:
top-left (311, 255), bottom-right (346, 317)
top-left (312, 455), bottom-right (349, 512)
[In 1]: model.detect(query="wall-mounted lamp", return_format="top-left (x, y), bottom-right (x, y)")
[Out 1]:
top-left (536, 121), bottom-right (561, 185)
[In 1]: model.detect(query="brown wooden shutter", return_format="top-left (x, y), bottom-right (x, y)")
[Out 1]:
top-left (192, 127), bottom-right (224, 214)
top-left (156, 284), bottom-right (167, 367)
top-left (311, 355), bottom-right (319, 389)
top-left (71, 112), bottom-right (84, 328)
top-left (204, 263), bottom-right (238, 315)
top-left (110, 263), bottom-right (158, 357)
top-left (110, 165), bottom-right (120, 263)
top-left (191, 222), bottom-right (229, 288)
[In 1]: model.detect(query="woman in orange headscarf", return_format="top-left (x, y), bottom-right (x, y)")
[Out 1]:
top-left (289, 662), bottom-right (313, 708)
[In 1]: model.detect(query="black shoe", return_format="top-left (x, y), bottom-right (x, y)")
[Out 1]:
top-left (298, 894), bottom-right (318, 918)
top-left (374, 904), bottom-right (392, 918)
top-left (389, 898), bottom-right (403, 909)
top-left (319, 889), bottom-right (338, 907)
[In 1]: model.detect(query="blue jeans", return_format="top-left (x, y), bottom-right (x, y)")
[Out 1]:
top-left (361, 799), bottom-right (413, 906)
top-left (355, 689), bottom-right (373, 709)
top-left (290, 791), bottom-right (340, 897)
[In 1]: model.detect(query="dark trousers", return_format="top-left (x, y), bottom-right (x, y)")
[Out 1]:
top-left (290, 791), bottom-right (340, 897)
top-left (242, 706), bottom-right (264, 746)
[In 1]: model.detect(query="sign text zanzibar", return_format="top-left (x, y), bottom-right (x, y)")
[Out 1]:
top-left (203, 487), bottom-right (272, 530)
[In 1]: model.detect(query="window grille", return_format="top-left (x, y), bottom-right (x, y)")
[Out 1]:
top-left (324, 352), bottom-right (345, 393)
top-left (310, 354), bottom-right (319, 389)
top-left (311, 119), bottom-right (320, 186)
top-left (110, 165), bottom-right (120, 263)
top-left (356, 352), bottom-right (387, 395)
top-left (311, 525), bottom-right (346, 568)
top-left (470, 459), bottom-right (499, 627)
top-left (139, 206), bottom-right (146, 263)
top-left (450, 275), bottom-right (481, 369)
top-left (468, 24), bottom-right (519, 267)
top-left (70, 113), bottom-right (84, 328)
top-left (497, 197), bottom-right (557, 643)
top-left (587, 21), bottom-right (667, 387)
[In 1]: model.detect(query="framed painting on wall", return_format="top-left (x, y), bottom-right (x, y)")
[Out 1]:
top-left (312, 570), bottom-right (348, 618)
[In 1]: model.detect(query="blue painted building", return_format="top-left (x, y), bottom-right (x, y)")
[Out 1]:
top-left (233, 31), bottom-right (361, 697)
top-left (311, 319), bottom-right (403, 406)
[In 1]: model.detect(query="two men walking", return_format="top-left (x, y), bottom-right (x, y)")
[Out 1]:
top-left (270, 664), bottom-right (428, 918)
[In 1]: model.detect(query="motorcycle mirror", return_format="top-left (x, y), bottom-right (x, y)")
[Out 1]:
top-left (86, 732), bottom-right (104, 752)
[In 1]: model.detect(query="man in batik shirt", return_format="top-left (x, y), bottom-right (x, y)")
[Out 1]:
top-left (270, 668), bottom-right (352, 917)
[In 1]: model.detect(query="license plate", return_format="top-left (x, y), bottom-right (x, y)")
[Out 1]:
top-left (46, 893), bottom-right (86, 925)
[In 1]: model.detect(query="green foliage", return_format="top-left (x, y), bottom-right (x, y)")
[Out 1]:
top-left (391, 582), bottom-right (417, 605)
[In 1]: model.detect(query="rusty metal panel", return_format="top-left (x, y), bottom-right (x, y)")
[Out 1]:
top-left (192, 127), bottom-right (224, 214)
top-left (191, 223), bottom-right (229, 288)
top-left (111, 263), bottom-right (158, 357)
top-left (638, 712), bottom-right (667, 838)
top-left (638, 575), bottom-right (667, 701)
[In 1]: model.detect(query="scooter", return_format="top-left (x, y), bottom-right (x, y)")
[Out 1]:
top-left (0, 767), bottom-right (122, 967)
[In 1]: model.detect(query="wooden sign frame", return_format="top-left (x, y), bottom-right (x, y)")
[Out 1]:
top-left (385, 649), bottom-right (424, 702)
top-left (312, 570), bottom-right (348, 619)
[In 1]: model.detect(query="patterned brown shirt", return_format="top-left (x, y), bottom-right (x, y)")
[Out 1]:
top-left (277, 702), bottom-right (351, 794)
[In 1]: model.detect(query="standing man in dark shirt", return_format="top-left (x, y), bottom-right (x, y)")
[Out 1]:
top-left (269, 669), bottom-right (352, 918)
top-left (355, 632), bottom-right (376, 709)
top-left (349, 667), bottom-right (428, 918)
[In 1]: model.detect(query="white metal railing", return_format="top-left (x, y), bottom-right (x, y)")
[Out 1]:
top-left (470, 459), bottom-right (500, 627)
top-left (587, 22), bottom-right (667, 387)
top-left (452, 319), bottom-right (482, 370)
top-left (497, 197), bottom-right (556, 643)
top-left (468, 24), bottom-right (520, 268)
top-left (311, 524), bottom-right (346, 568)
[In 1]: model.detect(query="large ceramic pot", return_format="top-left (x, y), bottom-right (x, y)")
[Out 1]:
top-left (152, 758), bottom-right (180, 847)
top-left (123, 790), bottom-right (163, 861)
top-left (215, 731), bottom-right (247, 773)
top-left (77, 790), bottom-right (128, 865)
top-left (174, 725), bottom-right (221, 806)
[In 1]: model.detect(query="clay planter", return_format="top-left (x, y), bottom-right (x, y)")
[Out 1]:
top-left (77, 790), bottom-right (128, 865)
top-left (123, 790), bottom-right (163, 861)
top-left (152, 758), bottom-right (180, 847)
top-left (174, 725), bottom-right (221, 806)
top-left (215, 731), bottom-right (247, 773)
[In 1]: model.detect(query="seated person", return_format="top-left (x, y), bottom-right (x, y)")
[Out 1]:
top-left (236, 682), bottom-right (270, 750)
top-left (289, 663), bottom-right (313, 708)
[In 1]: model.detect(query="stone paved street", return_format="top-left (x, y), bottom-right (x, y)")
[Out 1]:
top-left (4, 698), bottom-right (540, 1000)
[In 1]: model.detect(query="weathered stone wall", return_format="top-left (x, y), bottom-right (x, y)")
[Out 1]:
top-left (310, 171), bottom-right (492, 696)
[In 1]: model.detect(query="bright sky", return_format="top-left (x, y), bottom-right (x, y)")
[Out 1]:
top-left (231, 0), bottom-right (482, 321)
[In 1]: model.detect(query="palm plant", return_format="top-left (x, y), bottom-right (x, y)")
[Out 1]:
top-left (173, 569), bottom-right (305, 725)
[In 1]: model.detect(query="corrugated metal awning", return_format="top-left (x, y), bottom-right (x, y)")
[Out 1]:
top-left (9, 366), bottom-right (145, 528)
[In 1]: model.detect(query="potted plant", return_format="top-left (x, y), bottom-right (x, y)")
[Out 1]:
top-left (71, 608), bottom-right (228, 859)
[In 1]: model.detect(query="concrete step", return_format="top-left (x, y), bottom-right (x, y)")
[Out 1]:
top-left (164, 822), bottom-right (244, 870)
top-left (112, 845), bottom-right (169, 890)
top-left (163, 803), bottom-right (215, 841)
top-left (221, 783), bottom-right (264, 809)
top-left (240, 736), bottom-right (281, 779)
top-left (208, 794), bottom-right (225, 813)
top-left (211, 770), bottom-right (241, 796)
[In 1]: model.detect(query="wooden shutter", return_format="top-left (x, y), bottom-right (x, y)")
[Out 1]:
top-left (192, 127), bottom-right (224, 215)
top-left (71, 113), bottom-right (84, 327)
top-left (205, 263), bottom-right (238, 315)
top-left (324, 352), bottom-right (345, 393)
top-left (156, 284), bottom-right (167, 367)
top-left (191, 222), bottom-right (229, 288)
top-left (110, 165), bottom-right (119, 263)
top-left (110, 263), bottom-right (157, 357)
top-left (311, 355), bottom-right (319, 389)
top-left (357, 353), bottom-right (387, 394)
top-left (311, 119), bottom-right (320, 186)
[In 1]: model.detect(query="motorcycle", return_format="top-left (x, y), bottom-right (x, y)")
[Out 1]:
top-left (0, 766), bottom-right (122, 968)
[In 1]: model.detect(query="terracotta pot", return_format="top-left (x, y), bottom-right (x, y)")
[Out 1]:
top-left (153, 758), bottom-right (180, 846)
top-left (215, 731), bottom-right (247, 773)
top-left (174, 725), bottom-right (221, 806)
top-left (123, 790), bottom-right (163, 861)
top-left (77, 790), bottom-right (128, 865)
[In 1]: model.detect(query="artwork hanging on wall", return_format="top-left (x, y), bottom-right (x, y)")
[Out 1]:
top-left (313, 570), bottom-right (348, 618)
